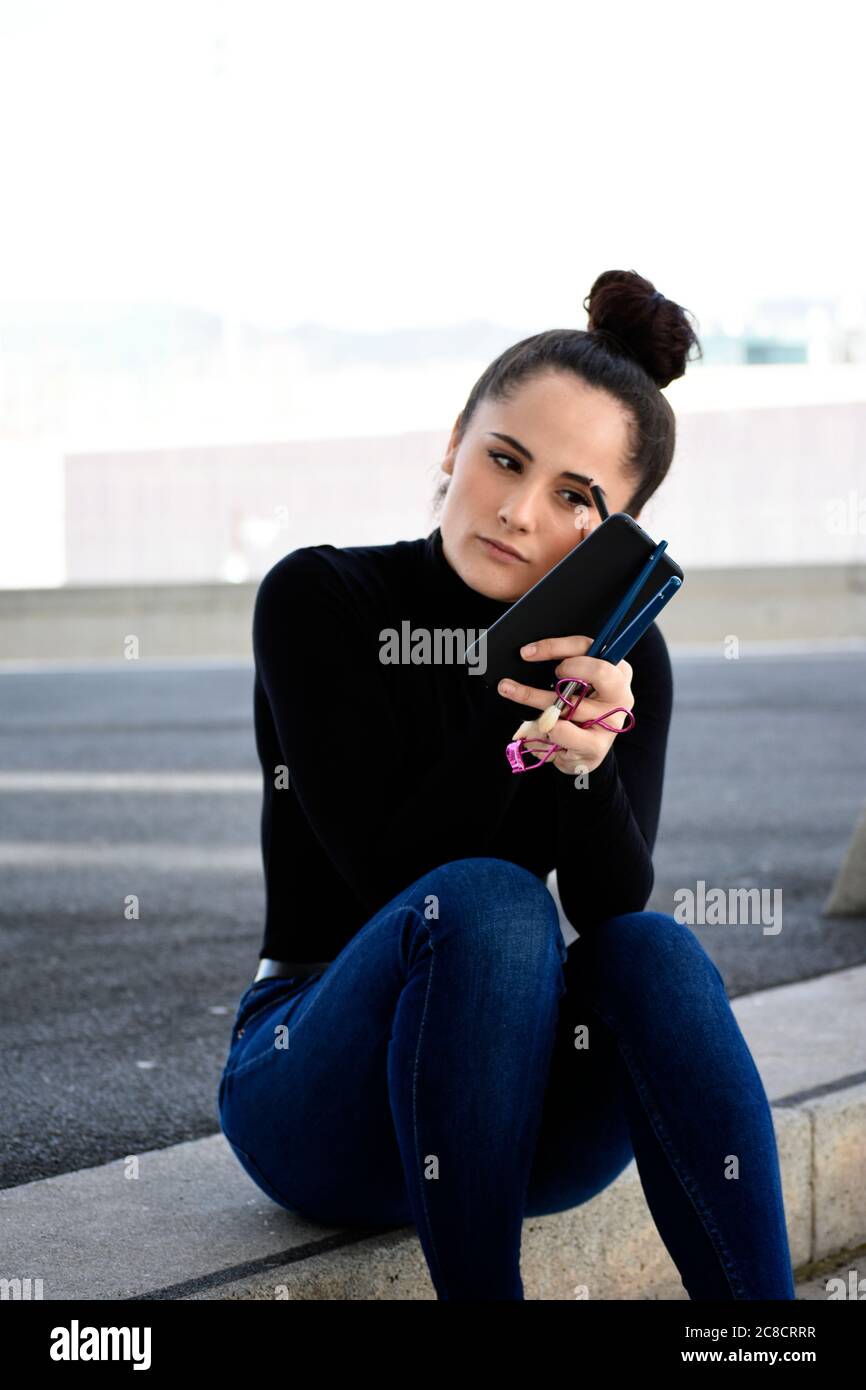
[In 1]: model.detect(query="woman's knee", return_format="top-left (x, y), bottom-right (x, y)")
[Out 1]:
top-left (586, 909), bottom-right (725, 992)
top-left (413, 855), bottom-right (564, 963)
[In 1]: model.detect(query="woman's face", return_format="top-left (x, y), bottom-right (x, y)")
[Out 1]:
top-left (439, 369), bottom-right (640, 602)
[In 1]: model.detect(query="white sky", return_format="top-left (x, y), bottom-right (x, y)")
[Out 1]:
top-left (0, 0), bottom-right (863, 335)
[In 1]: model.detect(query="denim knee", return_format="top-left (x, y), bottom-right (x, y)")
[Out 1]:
top-left (410, 855), bottom-right (566, 969)
top-left (587, 909), bottom-right (725, 993)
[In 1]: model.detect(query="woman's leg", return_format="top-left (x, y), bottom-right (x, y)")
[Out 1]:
top-left (526, 910), bottom-right (796, 1300)
top-left (218, 855), bottom-right (568, 1300)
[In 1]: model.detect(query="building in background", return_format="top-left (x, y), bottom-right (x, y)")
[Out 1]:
top-left (1, 298), bottom-right (865, 587)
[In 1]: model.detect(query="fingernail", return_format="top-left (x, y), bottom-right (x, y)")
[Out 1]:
top-left (499, 680), bottom-right (514, 694)
top-left (521, 643), bottom-right (536, 656)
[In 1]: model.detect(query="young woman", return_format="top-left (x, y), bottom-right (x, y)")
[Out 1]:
top-left (217, 269), bottom-right (796, 1302)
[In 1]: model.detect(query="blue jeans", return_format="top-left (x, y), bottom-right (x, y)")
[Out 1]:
top-left (217, 857), bottom-right (796, 1301)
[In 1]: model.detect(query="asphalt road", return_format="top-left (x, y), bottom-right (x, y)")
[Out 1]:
top-left (1, 648), bottom-right (864, 1189)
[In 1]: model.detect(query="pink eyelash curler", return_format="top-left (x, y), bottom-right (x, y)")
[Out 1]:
top-left (505, 677), bottom-right (635, 774)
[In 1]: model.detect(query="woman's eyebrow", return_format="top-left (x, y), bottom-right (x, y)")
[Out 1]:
top-left (485, 432), bottom-right (594, 488)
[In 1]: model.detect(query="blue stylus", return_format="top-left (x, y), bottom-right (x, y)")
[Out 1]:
top-left (599, 575), bottom-right (682, 663)
top-left (589, 539), bottom-right (668, 658)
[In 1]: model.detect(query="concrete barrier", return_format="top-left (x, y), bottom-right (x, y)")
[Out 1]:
top-left (1, 564), bottom-right (865, 661)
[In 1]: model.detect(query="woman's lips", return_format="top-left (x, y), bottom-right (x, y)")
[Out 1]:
top-left (478, 535), bottom-right (527, 564)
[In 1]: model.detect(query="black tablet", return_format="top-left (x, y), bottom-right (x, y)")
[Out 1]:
top-left (465, 513), bottom-right (683, 694)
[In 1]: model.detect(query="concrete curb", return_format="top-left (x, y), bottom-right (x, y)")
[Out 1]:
top-left (2, 564), bottom-right (866, 659)
top-left (2, 964), bottom-right (864, 1301)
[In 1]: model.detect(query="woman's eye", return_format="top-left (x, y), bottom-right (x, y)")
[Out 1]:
top-left (488, 451), bottom-right (590, 510)
top-left (488, 450), bottom-right (520, 473)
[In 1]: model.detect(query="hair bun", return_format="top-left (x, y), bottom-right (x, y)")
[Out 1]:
top-left (583, 269), bottom-right (701, 388)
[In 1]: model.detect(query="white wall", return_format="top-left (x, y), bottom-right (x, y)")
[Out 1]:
top-left (1, 364), bottom-right (864, 586)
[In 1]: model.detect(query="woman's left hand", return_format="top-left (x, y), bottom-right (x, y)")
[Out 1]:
top-left (497, 636), bottom-right (635, 775)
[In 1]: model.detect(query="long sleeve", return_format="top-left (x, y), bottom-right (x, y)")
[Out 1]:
top-left (553, 620), bottom-right (673, 931)
top-left (253, 548), bottom-right (524, 915)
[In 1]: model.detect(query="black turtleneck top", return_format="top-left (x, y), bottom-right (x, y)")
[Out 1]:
top-left (251, 526), bottom-right (673, 963)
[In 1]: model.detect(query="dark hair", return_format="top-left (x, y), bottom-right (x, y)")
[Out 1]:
top-left (432, 269), bottom-right (702, 518)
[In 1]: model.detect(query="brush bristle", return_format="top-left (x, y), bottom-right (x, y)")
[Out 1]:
top-left (536, 704), bottom-right (560, 734)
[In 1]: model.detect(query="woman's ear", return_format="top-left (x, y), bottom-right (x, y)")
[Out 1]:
top-left (442, 414), bottom-right (463, 475)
